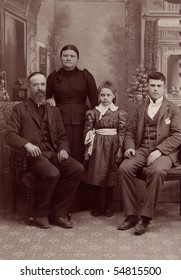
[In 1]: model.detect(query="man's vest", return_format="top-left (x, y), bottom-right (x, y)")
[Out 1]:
top-left (140, 110), bottom-right (160, 149)
top-left (36, 106), bottom-right (55, 152)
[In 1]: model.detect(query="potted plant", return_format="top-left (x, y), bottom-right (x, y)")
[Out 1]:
top-left (0, 71), bottom-right (9, 101)
top-left (169, 84), bottom-right (181, 99)
top-left (127, 64), bottom-right (149, 105)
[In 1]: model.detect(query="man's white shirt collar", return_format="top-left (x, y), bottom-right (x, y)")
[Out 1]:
top-left (148, 96), bottom-right (163, 119)
top-left (149, 96), bottom-right (163, 107)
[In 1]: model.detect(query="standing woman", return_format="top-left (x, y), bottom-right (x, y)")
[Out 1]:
top-left (46, 45), bottom-right (98, 163)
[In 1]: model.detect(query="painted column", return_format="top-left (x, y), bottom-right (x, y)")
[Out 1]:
top-left (143, 15), bottom-right (159, 73)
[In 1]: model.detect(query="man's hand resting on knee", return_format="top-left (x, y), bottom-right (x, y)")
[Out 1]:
top-left (124, 148), bottom-right (136, 159)
top-left (147, 149), bottom-right (162, 166)
top-left (57, 150), bottom-right (69, 163)
top-left (24, 143), bottom-right (41, 157)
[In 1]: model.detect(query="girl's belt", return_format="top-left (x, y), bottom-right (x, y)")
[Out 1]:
top-left (84, 128), bottom-right (117, 155)
top-left (95, 128), bottom-right (117, 135)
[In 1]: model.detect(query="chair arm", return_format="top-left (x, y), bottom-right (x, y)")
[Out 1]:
top-left (10, 149), bottom-right (36, 203)
top-left (165, 165), bottom-right (181, 181)
top-left (137, 165), bottom-right (181, 181)
top-left (19, 171), bottom-right (37, 200)
top-left (10, 149), bottom-right (27, 173)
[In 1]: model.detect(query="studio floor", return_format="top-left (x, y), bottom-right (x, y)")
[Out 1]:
top-left (0, 203), bottom-right (181, 260)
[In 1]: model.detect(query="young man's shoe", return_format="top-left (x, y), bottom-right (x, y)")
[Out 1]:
top-left (118, 215), bottom-right (138, 230)
top-left (34, 217), bottom-right (51, 229)
top-left (134, 216), bottom-right (151, 235)
top-left (51, 216), bottom-right (73, 229)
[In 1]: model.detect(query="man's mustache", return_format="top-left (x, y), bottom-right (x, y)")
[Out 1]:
top-left (36, 89), bottom-right (45, 94)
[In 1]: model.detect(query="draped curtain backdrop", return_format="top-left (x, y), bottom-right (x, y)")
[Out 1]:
top-left (4, 12), bottom-right (26, 98)
top-left (143, 15), bottom-right (159, 74)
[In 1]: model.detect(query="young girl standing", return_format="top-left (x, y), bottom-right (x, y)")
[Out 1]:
top-left (84, 81), bottom-right (127, 217)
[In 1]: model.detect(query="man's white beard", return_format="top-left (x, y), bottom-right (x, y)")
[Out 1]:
top-left (34, 93), bottom-right (46, 105)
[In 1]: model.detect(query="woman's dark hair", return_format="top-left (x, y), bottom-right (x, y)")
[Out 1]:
top-left (60, 45), bottom-right (79, 58)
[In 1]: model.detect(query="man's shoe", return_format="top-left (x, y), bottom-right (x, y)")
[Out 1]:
top-left (52, 216), bottom-right (73, 229)
top-left (34, 217), bottom-right (51, 229)
top-left (118, 215), bottom-right (138, 230)
top-left (134, 216), bottom-right (150, 235)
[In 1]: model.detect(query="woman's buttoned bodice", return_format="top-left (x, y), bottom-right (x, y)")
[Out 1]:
top-left (46, 67), bottom-right (98, 125)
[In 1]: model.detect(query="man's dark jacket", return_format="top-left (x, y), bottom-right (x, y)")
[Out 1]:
top-left (124, 97), bottom-right (181, 165)
top-left (5, 98), bottom-right (70, 154)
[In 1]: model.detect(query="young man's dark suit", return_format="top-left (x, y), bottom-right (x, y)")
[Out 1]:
top-left (118, 97), bottom-right (181, 220)
top-left (5, 98), bottom-right (84, 220)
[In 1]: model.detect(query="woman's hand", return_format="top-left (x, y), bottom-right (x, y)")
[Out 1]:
top-left (46, 98), bottom-right (56, 107)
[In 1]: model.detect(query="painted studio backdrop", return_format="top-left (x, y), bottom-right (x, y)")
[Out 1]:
top-left (52, 1), bottom-right (126, 107)
top-left (1, 0), bottom-right (181, 211)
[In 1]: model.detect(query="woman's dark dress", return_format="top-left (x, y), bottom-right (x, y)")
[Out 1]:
top-left (46, 67), bottom-right (98, 163)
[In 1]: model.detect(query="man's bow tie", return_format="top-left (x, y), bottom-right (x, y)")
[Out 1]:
top-left (149, 102), bottom-right (160, 107)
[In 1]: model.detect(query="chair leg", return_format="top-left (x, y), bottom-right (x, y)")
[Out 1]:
top-left (67, 209), bottom-right (72, 221)
top-left (180, 180), bottom-right (181, 215)
top-left (28, 196), bottom-right (34, 225)
top-left (13, 181), bottom-right (17, 213)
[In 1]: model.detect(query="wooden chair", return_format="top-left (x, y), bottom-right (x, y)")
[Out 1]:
top-left (137, 163), bottom-right (181, 215)
top-left (10, 151), bottom-right (181, 224)
top-left (10, 150), bottom-right (36, 224)
top-left (10, 149), bottom-right (72, 225)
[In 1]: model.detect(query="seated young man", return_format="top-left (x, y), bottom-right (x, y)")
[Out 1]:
top-left (118, 71), bottom-right (181, 235)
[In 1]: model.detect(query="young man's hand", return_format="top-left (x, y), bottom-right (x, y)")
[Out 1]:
top-left (124, 148), bottom-right (136, 159)
top-left (147, 149), bottom-right (162, 166)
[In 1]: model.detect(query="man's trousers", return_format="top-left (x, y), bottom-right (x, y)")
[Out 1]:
top-left (118, 147), bottom-right (173, 218)
top-left (28, 155), bottom-right (84, 217)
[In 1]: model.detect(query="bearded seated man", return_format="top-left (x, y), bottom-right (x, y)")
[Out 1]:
top-left (5, 71), bottom-right (84, 229)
